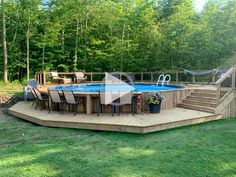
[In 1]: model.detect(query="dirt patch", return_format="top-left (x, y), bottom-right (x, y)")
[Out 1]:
top-left (0, 109), bottom-right (3, 118)
top-left (0, 108), bottom-right (8, 118)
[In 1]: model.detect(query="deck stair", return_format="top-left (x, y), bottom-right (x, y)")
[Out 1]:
top-left (178, 89), bottom-right (218, 113)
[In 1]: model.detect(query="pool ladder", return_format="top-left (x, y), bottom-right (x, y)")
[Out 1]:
top-left (157, 74), bottom-right (171, 86)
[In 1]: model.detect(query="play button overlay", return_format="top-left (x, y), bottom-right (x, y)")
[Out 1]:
top-left (101, 72), bottom-right (135, 105)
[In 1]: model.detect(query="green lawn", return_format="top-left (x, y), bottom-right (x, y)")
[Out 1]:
top-left (0, 82), bottom-right (23, 95)
top-left (0, 111), bottom-right (235, 177)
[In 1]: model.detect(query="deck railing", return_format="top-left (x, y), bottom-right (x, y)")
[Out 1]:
top-left (35, 70), bottom-right (218, 85)
top-left (215, 67), bottom-right (236, 105)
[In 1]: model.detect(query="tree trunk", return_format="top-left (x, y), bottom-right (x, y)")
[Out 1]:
top-left (61, 28), bottom-right (65, 56)
top-left (42, 32), bottom-right (46, 71)
top-left (84, 10), bottom-right (88, 61)
top-left (120, 3), bottom-right (128, 72)
top-left (73, 18), bottom-right (79, 71)
top-left (121, 22), bottom-right (126, 72)
top-left (26, 17), bottom-right (31, 81)
top-left (12, 9), bottom-right (19, 43)
top-left (2, 0), bottom-right (8, 83)
top-left (60, 28), bottom-right (65, 64)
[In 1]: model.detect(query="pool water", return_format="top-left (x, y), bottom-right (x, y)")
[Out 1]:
top-left (52, 84), bottom-right (182, 92)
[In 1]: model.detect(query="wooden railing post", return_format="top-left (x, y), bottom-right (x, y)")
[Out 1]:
top-left (176, 71), bottom-right (179, 83)
top-left (91, 72), bottom-right (93, 83)
top-left (43, 71), bottom-right (46, 86)
top-left (192, 75), bottom-right (195, 83)
top-left (232, 67), bottom-right (235, 90)
top-left (217, 84), bottom-right (221, 105)
top-left (141, 72), bottom-right (143, 82)
top-left (212, 74), bottom-right (216, 84)
top-left (39, 72), bottom-right (42, 85)
top-left (151, 72), bottom-right (153, 82)
top-left (216, 67), bottom-right (235, 105)
top-left (35, 72), bottom-right (38, 83)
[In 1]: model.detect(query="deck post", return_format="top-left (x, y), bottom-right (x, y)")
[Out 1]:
top-left (43, 71), bottom-right (46, 86)
top-left (86, 95), bottom-right (92, 114)
top-left (232, 67), bottom-right (235, 90)
top-left (151, 72), bottom-right (153, 82)
top-left (141, 72), bottom-right (143, 82)
top-left (216, 83), bottom-right (221, 105)
top-left (39, 72), bottom-right (42, 85)
top-left (176, 71), bottom-right (179, 83)
top-left (91, 72), bottom-right (93, 83)
top-left (136, 95), bottom-right (142, 113)
top-left (192, 75), bottom-right (195, 83)
top-left (212, 74), bottom-right (216, 84)
top-left (36, 72), bottom-right (38, 84)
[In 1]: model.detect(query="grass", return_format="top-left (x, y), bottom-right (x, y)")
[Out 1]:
top-left (0, 82), bottom-right (23, 95)
top-left (0, 111), bottom-right (235, 177)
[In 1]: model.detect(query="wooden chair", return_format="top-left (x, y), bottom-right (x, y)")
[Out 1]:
top-left (74, 72), bottom-right (87, 83)
top-left (62, 90), bottom-right (85, 116)
top-left (49, 72), bottom-right (72, 84)
top-left (32, 88), bottom-right (49, 111)
top-left (48, 89), bottom-right (65, 114)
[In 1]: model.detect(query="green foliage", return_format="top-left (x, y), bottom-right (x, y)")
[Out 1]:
top-left (147, 92), bottom-right (164, 104)
top-left (57, 64), bottom-right (69, 72)
top-left (1, 0), bottom-right (236, 81)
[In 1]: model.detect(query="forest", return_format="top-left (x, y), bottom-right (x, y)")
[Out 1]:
top-left (1, 0), bottom-right (236, 82)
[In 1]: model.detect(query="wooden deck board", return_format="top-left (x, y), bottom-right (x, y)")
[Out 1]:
top-left (8, 102), bottom-right (223, 133)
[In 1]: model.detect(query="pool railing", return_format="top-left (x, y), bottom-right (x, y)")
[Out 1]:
top-left (36, 70), bottom-right (222, 86)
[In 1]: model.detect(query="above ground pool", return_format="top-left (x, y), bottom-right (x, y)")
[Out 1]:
top-left (51, 83), bottom-right (182, 92)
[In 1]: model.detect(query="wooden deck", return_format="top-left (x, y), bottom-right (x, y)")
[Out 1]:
top-left (8, 102), bottom-right (223, 133)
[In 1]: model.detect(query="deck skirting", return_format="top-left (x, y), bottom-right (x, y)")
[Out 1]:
top-left (8, 102), bottom-right (224, 133)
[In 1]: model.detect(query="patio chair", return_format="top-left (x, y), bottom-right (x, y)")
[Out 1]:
top-left (29, 87), bottom-right (38, 108)
top-left (116, 91), bottom-right (135, 116)
top-left (97, 91), bottom-right (116, 117)
top-left (32, 88), bottom-right (49, 111)
top-left (48, 72), bottom-right (72, 84)
top-left (62, 90), bottom-right (85, 116)
top-left (74, 72), bottom-right (87, 83)
top-left (48, 89), bottom-right (65, 114)
top-left (97, 91), bottom-right (135, 116)
top-left (23, 79), bottom-right (39, 101)
top-left (125, 73), bottom-right (135, 84)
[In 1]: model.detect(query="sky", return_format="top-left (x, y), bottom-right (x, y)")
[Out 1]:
top-left (42, 0), bottom-right (207, 12)
top-left (194, 0), bottom-right (207, 12)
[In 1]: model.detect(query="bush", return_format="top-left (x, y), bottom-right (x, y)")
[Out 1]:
top-left (58, 64), bottom-right (69, 72)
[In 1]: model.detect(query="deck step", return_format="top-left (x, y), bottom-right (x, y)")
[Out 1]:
top-left (178, 103), bottom-right (215, 113)
top-left (194, 89), bottom-right (217, 94)
top-left (186, 95), bottom-right (217, 102)
top-left (182, 100), bottom-right (217, 108)
top-left (191, 92), bottom-right (217, 98)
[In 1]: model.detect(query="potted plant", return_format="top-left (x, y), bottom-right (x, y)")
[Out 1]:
top-left (147, 92), bottom-right (164, 113)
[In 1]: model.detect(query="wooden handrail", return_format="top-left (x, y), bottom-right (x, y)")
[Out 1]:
top-left (215, 68), bottom-right (234, 84)
top-left (216, 67), bottom-right (236, 105)
top-left (220, 88), bottom-right (233, 103)
top-left (35, 69), bottom-right (219, 85)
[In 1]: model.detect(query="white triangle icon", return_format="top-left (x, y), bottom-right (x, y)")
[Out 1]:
top-left (101, 72), bottom-right (135, 105)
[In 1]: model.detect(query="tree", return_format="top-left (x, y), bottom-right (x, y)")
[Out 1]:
top-left (1, 0), bottom-right (8, 83)
top-left (1, 0), bottom-right (236, 81)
